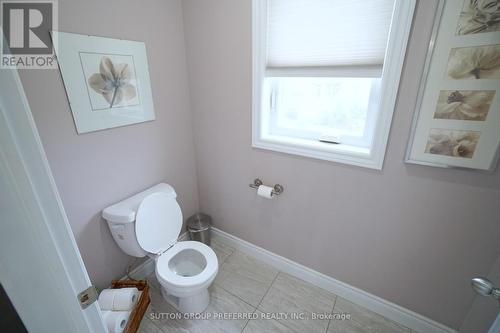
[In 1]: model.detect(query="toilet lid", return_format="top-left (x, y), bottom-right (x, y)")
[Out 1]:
top-left (135, 192), bottom-right (182, 254)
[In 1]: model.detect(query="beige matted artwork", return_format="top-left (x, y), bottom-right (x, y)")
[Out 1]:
top-left (456, 0), bottom-right (500, 35)
top-left (406, 0), bottom-right (500, 171)
top-left (425, 129), bottom-right (480, 159)
top-left (446, 44), bottom-right (500, 80)
top-left (53, 31), bottom-right (156, 134)
top-left (433, 90), bottom-right (495, 120)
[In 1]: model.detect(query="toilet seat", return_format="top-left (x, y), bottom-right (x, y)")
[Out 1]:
top-left (156, 241), bottom-right (218, 288)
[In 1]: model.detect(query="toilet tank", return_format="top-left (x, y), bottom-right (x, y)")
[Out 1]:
top-left (102, 183), bottom-right (177, 257)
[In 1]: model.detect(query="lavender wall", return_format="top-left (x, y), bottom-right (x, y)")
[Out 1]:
top-left (181, 0), bottom-right (500, 330)
top-left (19, 0), bottom-right (199, 289)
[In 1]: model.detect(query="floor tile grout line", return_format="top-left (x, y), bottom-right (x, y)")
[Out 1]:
top-left (246, 287), bottom-right (303, 333)
top-left (214, 248), bottom-right (280, 310)
top-left (239, 307), bottom-right (258, 333)
top-left (255, 270), bottom-right (281, 310)
top-left (213, 254), bottom-right (282, 333)
top-left (213, 282), bottom-right (258, 310)
top-left (221, 247), bottom-right (235, 264)
top-left (212, 257), bottom-right (259, 309)
top-left (325, 294), bottom-right (338, 333)
top-left (218, 242), bottom-right (236, 257)
top-left (257, 270), bottom-right (337, 333)
top-left (238, 269), bottom-right (281, 333)
top-left (253, 271), bottom-right (303, 333)
top-left (213, 253), bottom-right (258, 333)
top-left (211, 240), bottom-right (235, 265)
top-left (142, 300), bottom-right (171, 333)
top-left (143, 314), bottom-right (164, 333)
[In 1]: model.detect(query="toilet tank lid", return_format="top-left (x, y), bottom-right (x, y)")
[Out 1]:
top-left (102, 183), bottom-right (177, 223)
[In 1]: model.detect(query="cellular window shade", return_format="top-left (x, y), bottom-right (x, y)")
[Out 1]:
top-left (266, 0), bottom-right (395, 68)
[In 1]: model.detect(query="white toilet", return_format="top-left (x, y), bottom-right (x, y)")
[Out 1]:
top-left (102, 183), bottom-right (218, 313)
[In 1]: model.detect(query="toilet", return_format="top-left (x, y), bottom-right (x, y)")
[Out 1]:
top-left (102, 183), bottom-right (218, 313)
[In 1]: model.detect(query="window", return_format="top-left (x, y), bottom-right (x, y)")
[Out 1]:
top-left (252, 0), bottom-right (416, 169)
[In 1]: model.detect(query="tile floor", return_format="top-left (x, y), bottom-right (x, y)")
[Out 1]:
top-left (138, 239), bottom-right (416, 333)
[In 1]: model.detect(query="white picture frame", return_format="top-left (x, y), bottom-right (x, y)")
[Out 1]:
top-left (52, 31), bottom-right (156, 134)
top-left (406, 0), bottom-right (500, 171)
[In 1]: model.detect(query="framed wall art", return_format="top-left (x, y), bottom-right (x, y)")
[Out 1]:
top-left (52, 31), bottom-right (156, 134)
top-left (406, 0), bottom-right (500, 171)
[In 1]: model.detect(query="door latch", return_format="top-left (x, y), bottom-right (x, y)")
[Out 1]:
top-left (78, 285), bottom-right (98, 309)
top-left (471, 277), bottom-right (500, 307)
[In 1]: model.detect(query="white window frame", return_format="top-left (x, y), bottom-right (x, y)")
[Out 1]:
top-left (252, 0), bottom-right (416, 169)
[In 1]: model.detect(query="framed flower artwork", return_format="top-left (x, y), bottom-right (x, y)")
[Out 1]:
top-left (406, 0), bottom-right (500, 171)
top-left (52, 32), bottom-right (155, 134)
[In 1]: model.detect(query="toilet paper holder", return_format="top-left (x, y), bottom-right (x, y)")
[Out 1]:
top-left (249, 178), bottom-right (284, 196)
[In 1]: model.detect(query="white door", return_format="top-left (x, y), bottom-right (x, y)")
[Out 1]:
top-left (490, 315), bottom-right (500, 333)
top-left (0, 63), bottom-right (107, 332)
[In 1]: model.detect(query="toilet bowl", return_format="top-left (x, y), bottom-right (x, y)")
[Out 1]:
top-left (156, 241), bottom-right (217, 313)
top-left (102, 183), bottom-right (218, 313)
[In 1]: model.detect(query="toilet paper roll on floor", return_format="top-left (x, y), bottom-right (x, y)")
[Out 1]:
top-left (257, 185), bottom-right (274, 199)
top-left (98, 288), bottom-right (139, 311)
top-left (98, 289), bottom-right (115, 310)
top-left (113, 288), bottom-right (139, 311)
top-left (102, 310), bottom-right (130, 333)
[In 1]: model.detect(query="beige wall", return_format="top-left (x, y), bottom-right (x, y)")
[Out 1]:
top-left (181, 0), bottom-right (500, 330)
top-left (19, 0), bottom-right (199, 289)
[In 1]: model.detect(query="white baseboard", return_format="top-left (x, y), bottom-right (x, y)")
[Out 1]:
top-left (211, 227), bottom-right (457, 333)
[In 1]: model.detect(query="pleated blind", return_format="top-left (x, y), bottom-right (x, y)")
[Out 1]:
top-left (266, 0), bottom-right (395, 68)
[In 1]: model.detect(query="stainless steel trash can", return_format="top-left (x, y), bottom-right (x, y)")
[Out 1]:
top-left (186, 213), bottom-right (211, 246)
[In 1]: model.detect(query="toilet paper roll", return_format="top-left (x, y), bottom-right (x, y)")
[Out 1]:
top-left (98, 289), bottom-right (115, 311)
top-left (102, 310), bottom-right (130, 333)
top-left (112, 288), bottom-right (139, 311)
top-left (98, 288), bottom-right (139, 311)
top-left (257, 185), bottom-right (274, 199)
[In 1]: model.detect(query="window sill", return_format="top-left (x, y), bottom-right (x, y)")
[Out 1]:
top-left (253, 134), bottom-right (384, 169)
